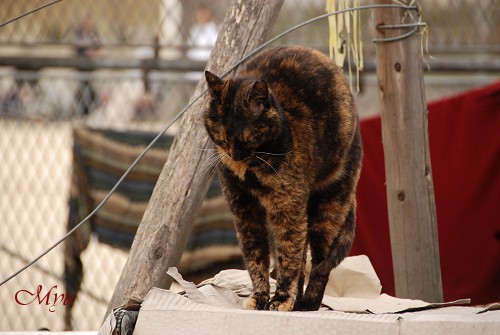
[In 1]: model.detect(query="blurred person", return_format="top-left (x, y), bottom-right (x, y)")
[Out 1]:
top-left (187, 4), bottom-right (219, 61)
top-left (133, 92), bottom-right (155, 121)
top-left (73, 16), bottom-right (101, 116)
top-left (0, 83), bottom-right (22, 115)
top-left (74, 15), bottom-right (101, 58)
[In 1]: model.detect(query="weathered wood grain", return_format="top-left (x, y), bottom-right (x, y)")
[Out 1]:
top-left (374, 0), bottom-right (443, 302)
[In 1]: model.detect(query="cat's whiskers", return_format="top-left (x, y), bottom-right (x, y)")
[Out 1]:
top-left (254, 154), bottom-right (286, 184)
top-left (254, 150), bottom-right (292, 157)
top-left (202, 158), bottom-right (222, 179)
top-left (199, 151), bottom-right (223, 178)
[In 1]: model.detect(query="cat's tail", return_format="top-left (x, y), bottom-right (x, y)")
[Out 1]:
top-left (317, 202), bottom-right (356, 276)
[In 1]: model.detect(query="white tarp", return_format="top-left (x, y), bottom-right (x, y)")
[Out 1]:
top-left (99, 255), bottom-right (500, 335)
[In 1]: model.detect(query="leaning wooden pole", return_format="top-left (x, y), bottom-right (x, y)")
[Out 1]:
top-left (106, 0), bottom-right (284, 314)
top-left (374, 0), bottom-right (443, 302)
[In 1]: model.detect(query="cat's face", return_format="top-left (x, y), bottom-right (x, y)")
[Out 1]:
top-left (204, 71), bottom-right (281, 162)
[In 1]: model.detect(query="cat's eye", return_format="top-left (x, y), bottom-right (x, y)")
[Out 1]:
top-left (218, 139), bottom-right (229, 148)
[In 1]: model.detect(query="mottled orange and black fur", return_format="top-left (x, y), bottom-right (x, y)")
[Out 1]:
top-left (203, 45), bottom-right (362, 311)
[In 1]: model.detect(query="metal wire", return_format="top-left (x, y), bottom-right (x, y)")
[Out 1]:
top-left (377, 22), bottom-right (427, 29)
top-left (373, 22), bottom-right (426, 43)
top-left (0, 0), bottom-right (65, 29)
top-left (373, 26), bottom-right (420, 43)
top-left (0, 2), bottom-right (418, 287)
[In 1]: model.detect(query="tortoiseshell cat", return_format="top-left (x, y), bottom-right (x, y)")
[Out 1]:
top-left (203, 45), bottom-right (362, 311)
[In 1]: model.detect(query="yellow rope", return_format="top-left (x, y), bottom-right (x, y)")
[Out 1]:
top-left (326, 0), bottom-right (364, 93)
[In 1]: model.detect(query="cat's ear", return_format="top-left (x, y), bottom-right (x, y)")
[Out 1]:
top-left (249, 80), bottom-right (269, 102)
top-left (205, 71), bottom-right (224, 97)
top-left (247, 80), bottom-right (269, 117)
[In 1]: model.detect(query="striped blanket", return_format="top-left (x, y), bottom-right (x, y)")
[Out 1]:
top-left (64, 127), bottom-right (241, 328)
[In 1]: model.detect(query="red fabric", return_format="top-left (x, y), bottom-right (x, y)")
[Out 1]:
top-left (352, 82), bottom-right (500, 305)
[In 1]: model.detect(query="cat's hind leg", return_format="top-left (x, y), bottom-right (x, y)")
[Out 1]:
top-left (294, 191), bottom-right (356, 311)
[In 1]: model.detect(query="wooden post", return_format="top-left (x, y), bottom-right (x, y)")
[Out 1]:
top-left (374, 0), bottom-right (443, 302)
top-left (106, 0), bottom-right (284, 315)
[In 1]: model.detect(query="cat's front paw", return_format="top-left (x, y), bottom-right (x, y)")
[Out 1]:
top-left (243, 292), bottom-right (269, 310)
top-left (266, 293), bottom-right (295, 311)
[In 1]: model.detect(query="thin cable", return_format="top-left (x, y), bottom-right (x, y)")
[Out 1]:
top-left (220, 3), bottom-right (418, 76)
top-left (376, 22), bottom-right (426, 29)
top-left (373, 22), bottom-right (426, 43)
top-left (373, 26), bottom-right (419, 43)
top-left (0, 3), bottom-right (418, 287)
top-left (0, 0), bottom-right (65, 29)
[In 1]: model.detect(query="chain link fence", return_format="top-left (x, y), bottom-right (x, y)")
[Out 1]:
top-left (0, 0), bottom-right (498, 331)
top-left (2, 0), bottom-right (498, 50)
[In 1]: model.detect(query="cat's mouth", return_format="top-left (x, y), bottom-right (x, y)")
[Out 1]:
top-left (227, 152), bottom-right (262, 169)
top-left (229, 155), bottom-right (251, 162)
top-left (226, 152), bottom-right (252, 162)
top-left (222, 148), bottom-right (281, 170)
top-left (225, 147), bottom-right (255, 162)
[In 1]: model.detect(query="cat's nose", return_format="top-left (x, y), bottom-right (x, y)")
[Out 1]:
top-left (231, 149), bottom-right (248, 161)
top-left (232, 151), bottom-right (244, 161)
